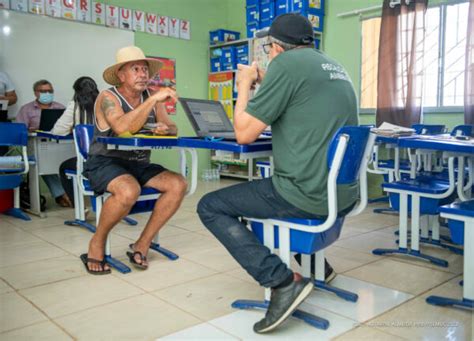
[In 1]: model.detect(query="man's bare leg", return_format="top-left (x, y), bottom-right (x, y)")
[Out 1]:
top-left (87, 174), bottom-right (140, 272)
top-left (130, 171), bottom-right (187, 266)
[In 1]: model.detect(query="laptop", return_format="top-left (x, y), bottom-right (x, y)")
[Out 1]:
top-left (39, 108), bottom-right (65, 131)
top-left (179, 98), bottom-right (271, 140)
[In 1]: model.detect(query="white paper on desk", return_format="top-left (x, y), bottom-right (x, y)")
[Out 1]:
top-left (0, 99), bottom-right (8, 110)
top-left (371, 122), bottom-right (415, 137)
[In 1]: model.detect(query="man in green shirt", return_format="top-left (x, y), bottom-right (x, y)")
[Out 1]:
top-left (198, 14), bottom-right (359, 334)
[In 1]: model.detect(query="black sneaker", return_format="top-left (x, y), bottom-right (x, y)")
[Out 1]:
top-left (293, 255), bottom-right (337, 284)
top-left (253, 274), bottom-right (313, 334)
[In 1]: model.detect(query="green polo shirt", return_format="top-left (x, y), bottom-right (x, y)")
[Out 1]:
top-left (246, 48), bottom-right (359, 215)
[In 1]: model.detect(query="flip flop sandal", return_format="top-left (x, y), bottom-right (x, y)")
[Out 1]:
top-left (80, 253), bottom-right (111, 275)
top-left (126, 249), bottom-right (148, 270)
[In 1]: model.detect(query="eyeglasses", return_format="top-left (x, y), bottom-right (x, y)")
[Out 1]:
top-left (262, 43), bottom-right (273, 54)
top-left (35, 89), bottom-right (54, 93)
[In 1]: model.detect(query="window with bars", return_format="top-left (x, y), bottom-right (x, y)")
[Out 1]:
top-left (360, 1), bottom-right (469, 110)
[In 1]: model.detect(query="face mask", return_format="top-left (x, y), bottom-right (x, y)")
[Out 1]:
top-left (38, 92), bottom-right (54, 104)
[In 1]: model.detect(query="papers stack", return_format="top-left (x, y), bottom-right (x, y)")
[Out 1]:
top-left (371, 122), bottom-right (415, 137)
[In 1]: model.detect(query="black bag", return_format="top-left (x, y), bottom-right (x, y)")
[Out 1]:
top-left (20, 180), bottom-right (46, 212)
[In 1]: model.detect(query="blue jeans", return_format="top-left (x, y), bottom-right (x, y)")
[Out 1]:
top-left (42, 174), bottom-right (65, 199)
top-left (197, 178), bottom-right (322, 288)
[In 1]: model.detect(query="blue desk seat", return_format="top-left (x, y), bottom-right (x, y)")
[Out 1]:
top-left (373, 154), bottom-right (458, 267)
top-left (425, 200), bottom-right (473, 310)
top-left (233, 127), bottom-right (376, 330)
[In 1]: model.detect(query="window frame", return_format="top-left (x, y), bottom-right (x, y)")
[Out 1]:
top-left (359, 0), bottom-right (468, 114)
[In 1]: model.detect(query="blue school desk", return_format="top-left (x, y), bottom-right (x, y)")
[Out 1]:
top-left (28, 132), bottom-right (75, 217)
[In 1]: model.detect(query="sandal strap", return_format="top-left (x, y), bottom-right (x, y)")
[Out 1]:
top-left (87, 257), bottom-right (106, 265)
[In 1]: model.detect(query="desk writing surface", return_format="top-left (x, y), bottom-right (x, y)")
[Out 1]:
top-left (177, 137), bottom-right (273, 153)
top-left (97, 136), bottom-right (179, 148)
top-left (35, 131), bottom-right (74, 140)
top-left (398, 136), bottom-right (474, 154)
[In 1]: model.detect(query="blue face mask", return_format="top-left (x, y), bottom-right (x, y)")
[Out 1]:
top-left (38, 92), bottom-right (54, 104)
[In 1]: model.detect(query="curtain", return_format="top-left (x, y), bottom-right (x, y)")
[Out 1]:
top-left (376, 0), bottom-right (428, 128)
top-left (465, 0), bottom-right (474, 124)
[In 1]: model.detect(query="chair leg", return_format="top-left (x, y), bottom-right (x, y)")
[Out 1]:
top-left (4, 187), bottom-right (30, 221)
top-left (231, 221), bottom-right (330, 330)
top-left (426, 220), bottom-right (473, 310)
top-left (312, 250), bottom-right (358, 302)
top-left (149, 233), bottom-right (179, 260)
top-left (64, 176), bottom-right (96, 233)
top-left (122, 216), bottom-right (138, 226)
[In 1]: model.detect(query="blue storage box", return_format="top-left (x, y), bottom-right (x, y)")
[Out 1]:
top-left (221, 62), bottom-right (234, 71)
top-left (236, 55), bottom-right (249, 66)
top-left (447, 219), bottom-right (464, 245)
top-left (260, 1), bottom-right (275, 21)
top-left (247, 21), bottom-right (259, 38)
top-left (209, 29), bottom-right (241, 44)
top-left (250, 219), bottom-right (344, 254)
top-left (314, 37), bottom-right (320, 50)
top-left (220, 46), bottom-right (236, 64)
top-left (246, 5), bottom-right (259, 23)
top-left (259, 18), bottom-right (272, 29)
top-left (256, 161), bottom-right (271, 178)
top-left (291, 0), bottom-right (308, 13)
top-left (246, 0), bottom-right (259, 6)
top-left (275, 0), bottom-right (290, 16)
top-left (308, 0), bottom-right (325, 14)
top-left (307, 9), bottom-right (324, 32)
top-left (210, 57), bottom-right (221, 72)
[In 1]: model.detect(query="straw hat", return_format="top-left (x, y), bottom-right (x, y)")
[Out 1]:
top-left (103, 46), bottom-right (163, 86)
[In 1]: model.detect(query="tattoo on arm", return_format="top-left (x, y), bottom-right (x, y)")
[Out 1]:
top-left (101, 96), bottom-right (116, 117)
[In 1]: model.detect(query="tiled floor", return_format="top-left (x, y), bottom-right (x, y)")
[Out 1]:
top-left (0, 179), bottom-right (472, 340)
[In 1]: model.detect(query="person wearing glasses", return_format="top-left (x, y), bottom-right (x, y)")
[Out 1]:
top-left (16, 79), bottom-right (71, 208)
top-left (198, 14), bottom-right (359, 334)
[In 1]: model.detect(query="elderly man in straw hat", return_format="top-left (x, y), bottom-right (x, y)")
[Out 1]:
top-left (81, 46), bottom-right (186, 274)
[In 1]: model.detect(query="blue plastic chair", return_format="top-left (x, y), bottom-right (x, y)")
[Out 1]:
top-left (0, 123), bottom-right (30, 221)
top-left (412, 124), bottom-right (446, 135)
top-left (64, 126), bottom-right (138, 233)
top-left (71, 124), bottom-right (178, 274)
top-left (234, 126), bottom-right (376, 330)
top-left (450, 124), bottom-right (473, 137)
top-left (425, 200), bottom-right (473, 310)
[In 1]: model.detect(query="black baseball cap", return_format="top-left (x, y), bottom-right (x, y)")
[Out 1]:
top-left (255, 13), bottom-right (314, 45)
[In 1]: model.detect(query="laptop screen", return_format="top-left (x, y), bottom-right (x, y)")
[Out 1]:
top-left (180, 98), bottom-right (234, 135)
top-left (39, 109), bottom-right (65, 131)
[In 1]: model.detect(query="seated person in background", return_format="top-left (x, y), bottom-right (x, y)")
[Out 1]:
top-left (81, 46), bottom-right (187, 274)
top-left (197, 14), bottom-right (359, 334)
top-left (0, 71), bottom-right (17, 155)
top-left (16, 79), bottom-right (65, 131)
top-left (16, 79), bottom-right (71, 208)
top-left (51, 76), bottom-right (99, 207)
top-left (0, 71), bottom-right (18, 108)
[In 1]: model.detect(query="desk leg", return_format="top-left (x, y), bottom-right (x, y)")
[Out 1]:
top-left (28, 159), bottom-right (45, 218)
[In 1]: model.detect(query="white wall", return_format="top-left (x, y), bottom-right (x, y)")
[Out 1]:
top-left (0, 9), bottom-right (134, 119)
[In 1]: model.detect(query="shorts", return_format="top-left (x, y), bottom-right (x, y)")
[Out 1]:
top-left (83, 155), bottom-right (167, 195)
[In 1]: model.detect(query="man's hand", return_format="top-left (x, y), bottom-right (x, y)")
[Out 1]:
top-left (152, 88), bottom-right (178, 104)
top-left (152, 122), bottom-right (170, 135)
top-left (236, 62), bottom-right (259, 90)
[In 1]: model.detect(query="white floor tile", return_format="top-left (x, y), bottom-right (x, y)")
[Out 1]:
top-left (304, 275), bottom-right (413, 322)
top-left (209, 306), bottom-right (357, 340)
top-left (160, 323), bottom-right (238, 340)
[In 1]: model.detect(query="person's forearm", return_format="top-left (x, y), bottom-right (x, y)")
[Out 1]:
top-left (234, 80), bottom-right (252, 131)
top-left (1, 91), bottom-right (18, 105)
top-left (108, 96), bottom-right (158, 134)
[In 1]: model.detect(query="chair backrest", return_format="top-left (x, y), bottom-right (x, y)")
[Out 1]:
top-left (74, 124), bottom-right (94, 161)
top-left (450, 124), bottom-right (473, 137)
top-left (0, 123), bottom-right (28, 146)
top-left (411, 124), bottom-right (446, 135)
top-left (327, 126), bottom-right (371, 184)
